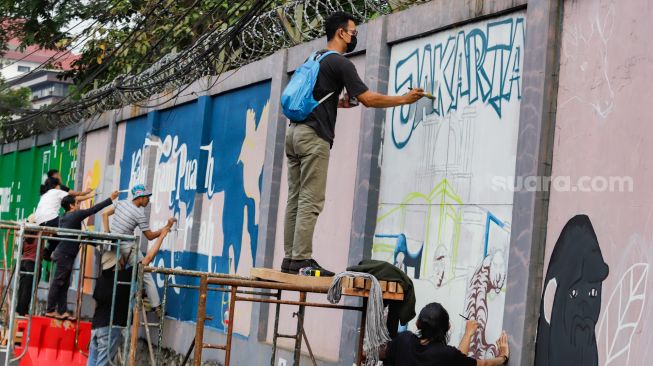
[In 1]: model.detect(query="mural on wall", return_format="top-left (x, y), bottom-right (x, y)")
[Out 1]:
top-left (114, 83), bottom-right (271, 336)
top-left (373, 12), bottom-right (525, 356)
top-left (464, 249), bottom-right (506, 359)
top-left (543, 1), bottom-right (653, 366)
top-left (76, 128), bottom-right (110, 293)
top-left (535, 215), bottom-right (609, 366)
top-left (197, 82), bottom-right (270, 335)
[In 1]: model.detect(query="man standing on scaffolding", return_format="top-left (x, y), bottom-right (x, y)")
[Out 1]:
top-left (101, 184), bottom-right (175, 315)
top-left (44, 190), bottom-right (120, 319)
top-left (281, 12), bottom-right (425, 275)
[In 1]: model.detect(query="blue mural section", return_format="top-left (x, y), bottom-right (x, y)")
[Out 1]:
top-left (200, 82), bottom-right (269, 330)
top-left (118, 116), bottom-right (152, 197)
top-left (115, 82), bottom-right (271, 332)
top-left (154, 102), bottom-right (203, 218)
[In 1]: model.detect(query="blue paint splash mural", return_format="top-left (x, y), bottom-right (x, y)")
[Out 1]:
top-left (114, 82), bottom-right (271, 334)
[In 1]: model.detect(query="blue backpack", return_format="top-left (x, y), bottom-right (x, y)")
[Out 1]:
top-left (281, 50), bottom-right (338, 121)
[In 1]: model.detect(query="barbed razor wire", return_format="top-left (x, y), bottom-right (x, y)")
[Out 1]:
top-left (1, 0), bottom-right (431, 143)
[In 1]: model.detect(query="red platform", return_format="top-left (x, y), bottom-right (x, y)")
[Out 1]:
top-left (14, 316), bottom-right (90, 366)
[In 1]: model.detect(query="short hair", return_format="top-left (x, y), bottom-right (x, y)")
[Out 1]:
top-left (43, 177), bottom-right (61, 193)
top-left (47, 169), bottom-right (59, 178)
top-left (417, 302), bottom-right (450, 345)
top-left (61, 195), bottom-right (76, 212)
top-left (325, 11), bottom-right (358, 41)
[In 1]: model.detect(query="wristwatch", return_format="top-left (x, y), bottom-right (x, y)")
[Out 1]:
top-left (500, 355), bottom-right (509, 364)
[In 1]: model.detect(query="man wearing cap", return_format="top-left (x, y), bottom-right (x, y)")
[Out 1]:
top-left (101, 184), bottom-right (175, 313)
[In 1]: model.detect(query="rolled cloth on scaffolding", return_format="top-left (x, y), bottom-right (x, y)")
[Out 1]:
top-left (327, 271), bottom-right (390, 366)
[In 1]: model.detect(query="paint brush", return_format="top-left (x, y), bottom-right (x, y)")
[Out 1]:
top-left (408, 87), bottom-right (436, 100)
top-left (459, 313), bottom-right (470, 320)
top-left (94, 189), bottom-right (130, 197)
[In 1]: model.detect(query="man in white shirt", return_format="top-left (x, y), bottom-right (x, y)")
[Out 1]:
top-left (35, 177), bottom-right (94, 225)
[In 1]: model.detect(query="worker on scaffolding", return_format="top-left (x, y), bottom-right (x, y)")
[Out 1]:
top-left (35, 176), bottom-right (95, 260)
top-left (15, 215), bottom-right (42, 316)
top-left (39, 169), bottom-right (82, 196)
top-left (87, 226), bottom-right (171, 366)
top-left (281, 11), bottom-right (425, 276)
top-left (101, 184), bottom-right (175, 315)
top-left (44, 190), bottom-right (120, 319)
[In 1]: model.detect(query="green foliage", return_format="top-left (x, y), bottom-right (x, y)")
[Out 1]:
top-left (0, 76), bottom-right (31, 121)
top-left (0, 76), bottom-right (31, 140)
top-left (1, 0), bottom-right (406, 95)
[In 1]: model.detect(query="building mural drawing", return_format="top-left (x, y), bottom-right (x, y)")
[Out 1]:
top-left (0, 138), bottom-right (78, 264)
top-left (373, 12), bottom-right (525, 355)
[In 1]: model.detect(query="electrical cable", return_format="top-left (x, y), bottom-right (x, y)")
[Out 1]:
top-left (1, 0), bottom-right (391, 142)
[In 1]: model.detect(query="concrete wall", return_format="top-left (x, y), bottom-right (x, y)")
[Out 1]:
top-left (7, 0), bottom-right (650, 365)
top-left (373, 12), bottom-right (525, 356)
top-left (76, 127), bottom-right (110, 293)
top-left (536, 1), bottom-right (653, 366)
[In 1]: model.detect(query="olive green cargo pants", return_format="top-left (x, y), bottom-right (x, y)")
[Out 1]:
top-left (284, 123), bottom-right (330, 260)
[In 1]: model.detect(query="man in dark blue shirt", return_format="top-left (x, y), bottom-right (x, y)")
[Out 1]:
top-left (45, 190), bottom-right (119, 319)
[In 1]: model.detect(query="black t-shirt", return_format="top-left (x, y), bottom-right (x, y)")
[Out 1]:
top-left (300, 50), bottom-right (368, 146)
top-left (55, 198), bottom-right (113, 257)
top-left (384, 332), bottom-right (477, 366)
top-left (92, 267), bottom-right (134, 329)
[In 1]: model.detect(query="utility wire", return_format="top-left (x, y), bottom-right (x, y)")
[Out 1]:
top-left (2, 0), bottom-right (391, 142)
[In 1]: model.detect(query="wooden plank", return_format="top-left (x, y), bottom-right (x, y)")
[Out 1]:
top-left (379, 280), bottom-right (388, 292)
top-left (354, 277), bottom-right (366, 289)
top-left (397, 284), bottom-right (404, 294)
top-left (388, 282), bottom-right (397, 293)
top-left (250, 268), bottom-right (333, 287)
top-left (342, 288), bottom-right (405, 301)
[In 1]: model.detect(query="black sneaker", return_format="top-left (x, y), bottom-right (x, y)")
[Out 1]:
top-left (289, 259), bottom-right (335, 277)
top-left (281, 258), bottom-right (293, 273)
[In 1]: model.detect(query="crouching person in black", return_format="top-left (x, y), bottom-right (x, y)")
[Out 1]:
top-left (380, 302), bottom-right (510, 366)
top-left (87, 266), bottom-right (132, 366)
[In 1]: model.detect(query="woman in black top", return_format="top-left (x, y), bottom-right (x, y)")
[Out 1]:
top-left (381, 302), bottom-right (510, 366)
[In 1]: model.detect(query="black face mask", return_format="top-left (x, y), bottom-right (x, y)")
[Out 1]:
top-left (346, 35), bottom-right (357, 53)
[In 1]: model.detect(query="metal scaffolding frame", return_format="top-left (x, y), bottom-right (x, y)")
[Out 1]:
top-left (0, 221), bottom-right (401, 366)
top-left (129, 267), bottom-right (404, 366)
top-left (0, 220), bottom-right (137, 366)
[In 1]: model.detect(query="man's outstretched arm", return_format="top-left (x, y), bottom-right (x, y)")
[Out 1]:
top-left (356, 88), bottom-right (424, 108)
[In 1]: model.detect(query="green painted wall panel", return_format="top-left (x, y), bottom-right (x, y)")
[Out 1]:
top-left (0, 137), bottom-right (78, 267)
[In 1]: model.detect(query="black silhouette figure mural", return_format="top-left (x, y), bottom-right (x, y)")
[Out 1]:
top-left (535, 214), bottom-right (609, 366)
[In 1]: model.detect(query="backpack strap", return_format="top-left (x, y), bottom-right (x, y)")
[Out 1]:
top-left (312, 50), bottom-right (339, 105)
top-left (316, 50), bottom-right (338, 62)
